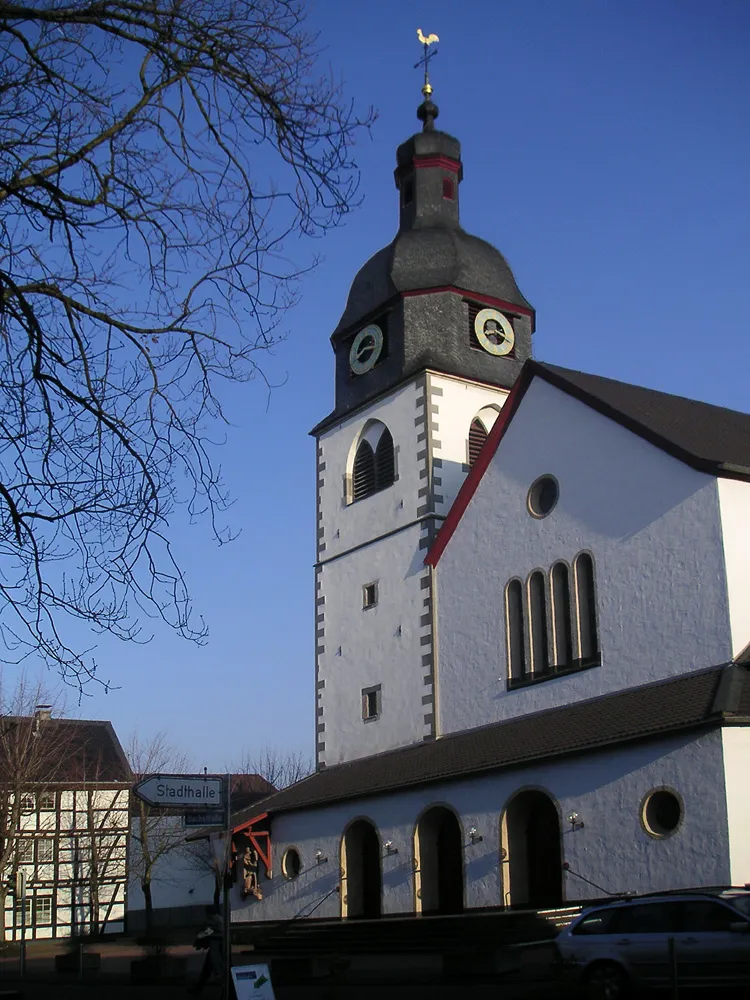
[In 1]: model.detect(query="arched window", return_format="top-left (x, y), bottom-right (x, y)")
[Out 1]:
top-left (528, 571), bottom-right (550, 675)
top-left (374, 429), bottom-right (395, 489)
top-left (352, 440), bottom-right (375, 501)
top-left (550, 562), bottom-right (573, 669)
top-left (505, 579), bottom-right (526, 681)
top-left (468, 419), bottom-right (488, 468)
top-left (574, 553), bottom-right (599, 664)
top-left (349, 422), bottom-right (396, 503)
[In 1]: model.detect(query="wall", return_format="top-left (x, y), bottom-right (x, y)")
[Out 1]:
top-left (721, 727), bottom-right (750, 886)
top-left (436, 377), bottom-right (732, 734)
top-left (232, 728), bottom-right (729, 923)
top-left (717, 478), bottom-right (750, 658)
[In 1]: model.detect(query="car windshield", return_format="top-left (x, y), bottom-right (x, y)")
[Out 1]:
top-left (724, 894), bottom-right (750, 917)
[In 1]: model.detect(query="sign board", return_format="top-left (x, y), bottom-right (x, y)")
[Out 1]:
top-left (133, 773), bottom-right (223, 809)
top-left (183, 809), bottom-right (224, 827)
top-left (231, 964), bottom-right (275, 1000)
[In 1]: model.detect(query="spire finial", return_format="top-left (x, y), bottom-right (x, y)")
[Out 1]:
top-left (415, 29), bottom-right (440, 131)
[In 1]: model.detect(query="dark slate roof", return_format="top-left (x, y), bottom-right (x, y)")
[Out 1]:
top-left (333, 228), bottom-right (531, 339)
top-left (0, 717), bottom-right (132, 784)
top-left (233, 664), bottom-right (749, 824)
top-left (535, 363), bottom-right (750, 478)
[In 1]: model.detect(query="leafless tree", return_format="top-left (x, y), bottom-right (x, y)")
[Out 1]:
top-left (0, 2), bottom-right (373, 687)
top-left (236, 746), bottom-right (313, 790)
top-left (0, 676), bottom-right (68, 941)
top-left (127, 731), bottom-right (189, 938)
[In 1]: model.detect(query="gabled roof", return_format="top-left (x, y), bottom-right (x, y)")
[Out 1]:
top-left (232, 663), bottom-right (749, 823)
top-left (426, 361), bottom-right (750, 566)
top-left (0, 717), bottom-right (132, 784)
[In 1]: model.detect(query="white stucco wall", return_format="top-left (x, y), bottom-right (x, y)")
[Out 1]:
top-left (232, 728), bottom-right (729, 923)
top-left (128, 815), bottom-right (216, 913)
top-left (717, 478), bottom-right (750, 658)
top-left (721, 727), bottom-right (750, 886)
top-left (436, 377), bottom-right (732, 734)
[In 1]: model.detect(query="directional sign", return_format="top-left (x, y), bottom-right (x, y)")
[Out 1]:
top-left (184, 809), bottom-right (225, 828)
top-left (133, 773), bottom-right (223, 809)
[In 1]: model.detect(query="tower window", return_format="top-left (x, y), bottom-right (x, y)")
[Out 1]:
top-left (349, 422), bottom-right (396, 504)
top-left (362, 685), bottom-right (381, 722)
top-left (402, 179), bottom-right (414, 206)
top-left (362, 582), bottom-right (378, 609)
top-left (442, 177), bottom-right (455, 200)
top-left (468, 419), bottom-right (488, 468)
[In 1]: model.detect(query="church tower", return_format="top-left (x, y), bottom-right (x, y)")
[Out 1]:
top-left (312, 78), bottom-right (535, 769)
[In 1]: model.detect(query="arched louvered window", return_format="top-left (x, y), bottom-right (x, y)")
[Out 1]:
top-left (468, 419), bottom-right (488, 468)
top-left (575, 553), bottom-right (599, 665)
top-left (551, 563), bottom-right (573, 670)
top-left (505, 579), bottom-right (526, 681)
top-left (374, 429), bottom-right (395, 490)
top-left (529, 571), bottom-right (550, 675)
top-left (352, 440), bottom-right (376, 502)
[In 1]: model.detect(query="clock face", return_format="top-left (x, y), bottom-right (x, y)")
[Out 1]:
top-left (349, 324), bottom-right (384, 375)
top-left (474, 308), bottom-right (515, 356)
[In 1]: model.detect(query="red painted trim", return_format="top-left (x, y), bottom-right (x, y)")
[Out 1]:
top-left (413, 154), bottom-right (461, 172)
top-left (249, 832), bottom-right (271, 872)
top-left (232, 810), bottom-right (268, 835)
top-left (424, 367), bottom-right (534, 567)
top-left (402, 286), bottom-right (535, 319)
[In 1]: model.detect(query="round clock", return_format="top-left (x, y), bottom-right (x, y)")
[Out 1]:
top-left (349, 323), bottom-right (384, 375)
top-left (474, 308), bottom-right (515, 356)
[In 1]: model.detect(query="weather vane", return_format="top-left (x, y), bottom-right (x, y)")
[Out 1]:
top-left (415, 28), bottom-right (439, 98)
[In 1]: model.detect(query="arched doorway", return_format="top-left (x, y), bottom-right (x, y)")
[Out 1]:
top-left (342, 819), bottom-right (381, 919)
top-left (502, 790), bottom-right (563, 908)
top-left (416, 806), bottom-right (464, 915)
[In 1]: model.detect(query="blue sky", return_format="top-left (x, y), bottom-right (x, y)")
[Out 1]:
top-left (31, 1), bottom-right (750, 769)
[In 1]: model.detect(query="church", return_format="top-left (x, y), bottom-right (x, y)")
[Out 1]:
top-left (230, 77), bottom-right (750, 924)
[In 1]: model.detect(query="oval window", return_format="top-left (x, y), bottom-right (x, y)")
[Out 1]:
top-left (281, 847), bottom-right (302, 879)
top-left (642, 789), bottom-right (682, 838)
top-left (527, 475), bottom-right (559, 518)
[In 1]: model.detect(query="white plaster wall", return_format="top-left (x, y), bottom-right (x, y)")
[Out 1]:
top-left (721, 727), bottom-right (750, 886)
top-left (429, 373), bottom-right (508, 515)
top-left (317, 379), bottom-right (424, 561)
top-left (318, 523), bottom-right (428, 765)
top-left (128, 815), bottom-right (216, 911)
top-left (436, 378), bottom-right (732, 734)
top-left (232, 728), bottom-right (729, 923)
top-left (717, 478), bottom-right (750, 658)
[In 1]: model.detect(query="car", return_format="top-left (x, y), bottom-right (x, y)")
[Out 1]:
top-left (555, 889), bottom-right (750, 998)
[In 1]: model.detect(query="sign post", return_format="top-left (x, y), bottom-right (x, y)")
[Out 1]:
top-left (16, 870), bottom-right (26, 978)
top-left (223, 772), bottom-right (231, 1000)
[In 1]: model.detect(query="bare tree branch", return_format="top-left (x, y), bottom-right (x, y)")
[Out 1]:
top-left (0, 1), bottom-right (374, 686)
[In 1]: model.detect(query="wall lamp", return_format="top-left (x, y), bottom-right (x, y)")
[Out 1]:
top-left (468, 827), bottom-right (483, 845)
top-left (384, 840), bottom-right (399, 856)
top-left (567, 812), bottom-right (585, 831)
top-left (315, 850), bottom-right (328, 865)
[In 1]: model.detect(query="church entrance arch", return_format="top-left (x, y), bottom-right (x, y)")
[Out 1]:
top-left (502, 789), bottom-right (563, 908)
top-left (341, 818), bottom-right (382, 919)
top-left (415, 805), bottom-right (464, 915)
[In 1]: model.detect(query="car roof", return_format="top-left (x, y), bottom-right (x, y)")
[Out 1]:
top-left (574, 888), bottom-right (750, 917)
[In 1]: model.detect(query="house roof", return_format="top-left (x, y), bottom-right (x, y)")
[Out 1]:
top-left (426, 361), bottom-right (750, 566)
top-left (0, 717), bottom-right (132, 784)
top-left (232, 663), bottom-right (749, 823)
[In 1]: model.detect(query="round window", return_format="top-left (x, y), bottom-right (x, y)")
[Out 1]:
top-left (642, 789), bottom-right (683, 838)
top-left (527, 475), bottom-right (559, 518)
top-left (281, 847), bottom-right (302, 879)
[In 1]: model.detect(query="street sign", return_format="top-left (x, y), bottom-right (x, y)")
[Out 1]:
top-left (231, 965), bottom-right (276, 1000)
top-left (133, 773), bottom-right (223, 809)
top-left (184, 809), bottom-right (224, 827)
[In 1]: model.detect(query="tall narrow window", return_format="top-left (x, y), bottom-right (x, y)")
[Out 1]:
top-left (352, 440), bottom-right (375, 501)
top-left (528, 571), bottom-right (550, 674)
top-left (374, 429), bottom-right (395, 490)
top-left (468, 419), bottom-right (488, 468)
top-left (551, 563), bottom-right (573, 669)
top-left (575, 553), bottom-right (599, 664)
top-left (505, 579), bottom-right (526, 680)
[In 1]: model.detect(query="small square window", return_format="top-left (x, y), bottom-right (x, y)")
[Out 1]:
top-left (442, 177), bottom-right (455, 200)
top-left (362, 582), bottom-right (378, 609)
top-left (15, 898), bottom-right (32, 924)
top-left (20, 793), bottom-right (35, 813)
top-left (18, 840), bottom-right (34, 864)
top-left (35, 896), bottom-right (52, 926)
top-left (37, 839), bottom-right (54, 863)
top-left (38, 792), bottom-right (55, 811)
top-left (362, 685), bottom-right (381, 721)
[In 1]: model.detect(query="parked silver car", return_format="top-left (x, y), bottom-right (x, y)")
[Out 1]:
top-left (555, 890), bottom-right (750, 998)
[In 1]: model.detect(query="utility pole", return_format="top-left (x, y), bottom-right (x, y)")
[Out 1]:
top-left (223, 772), bottom-right (232, 1000)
